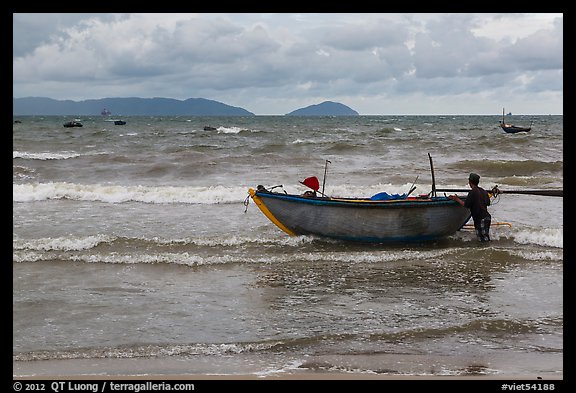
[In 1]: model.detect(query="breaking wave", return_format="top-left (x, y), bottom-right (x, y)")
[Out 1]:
top-left (13, 182), bottom-right (248, 204)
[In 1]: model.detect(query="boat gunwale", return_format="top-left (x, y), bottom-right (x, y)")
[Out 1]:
top-left (254, 190), bottom-right (462, 209)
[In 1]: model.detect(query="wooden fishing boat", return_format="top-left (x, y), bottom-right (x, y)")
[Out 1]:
top-left (248, 186), bottom-right (471, 243)
top-left (500, 108), bottom-right (531, 133)
top-left (247, 152), bottom-right (562, 243)
top-left (248, 155), bottom-right (474, 243)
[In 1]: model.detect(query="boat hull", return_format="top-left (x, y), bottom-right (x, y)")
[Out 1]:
top-left (249, 189), bottom-right (471, 243)
top-left (63, 121), bottom-right (83, 128)
top-left (501, 125), bottom-right (530, 133)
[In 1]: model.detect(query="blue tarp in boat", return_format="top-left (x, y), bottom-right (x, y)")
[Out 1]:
top-left (369, 192), bottom-right (407, 201)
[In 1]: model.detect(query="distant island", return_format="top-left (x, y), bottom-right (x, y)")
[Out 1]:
top-left (12, 97), bottom-right (360, 116)
top-left (12, 97), bottom-right (255, 116)
top-left (286, 101), bottom-right (359, 116)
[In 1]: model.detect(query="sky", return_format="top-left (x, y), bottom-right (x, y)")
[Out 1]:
top-left (13, 13), bottom-right (563, 115)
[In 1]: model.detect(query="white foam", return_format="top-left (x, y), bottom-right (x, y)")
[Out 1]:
top-left (13, 341), bottom-right (284, 361)
top-left (13, 244), bottom-right (462, 266)
top-left (512, 227), bottom-right (563, 248)
top-left (13, 234), bottom-right (115, 251)
top-left (217, 126), bottom-right (244, 134)
top-left (13, 182), bottom-right (249, 204)
top-left (508, 249), bottom-right (563, 261)
top-left (13, 151), bottom-right (81, 160)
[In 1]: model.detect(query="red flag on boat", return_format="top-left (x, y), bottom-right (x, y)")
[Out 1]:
top-left (300, 176), bottom-right (320, 191)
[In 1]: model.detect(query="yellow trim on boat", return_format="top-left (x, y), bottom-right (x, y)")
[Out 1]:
top-left (248, 188), bottom-right (297, 236)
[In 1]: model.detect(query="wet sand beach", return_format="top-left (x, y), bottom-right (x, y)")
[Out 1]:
top-left (13, 350), bottom-right (563, 380)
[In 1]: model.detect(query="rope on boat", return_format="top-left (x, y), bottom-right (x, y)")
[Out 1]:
top-left (243, 193), bottom-right (251, 213)
top-left (244, 184), bottom-right (287, 213)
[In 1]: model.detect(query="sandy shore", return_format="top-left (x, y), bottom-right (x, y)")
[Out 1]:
top-left (13, 354), bottom-right (563, 380)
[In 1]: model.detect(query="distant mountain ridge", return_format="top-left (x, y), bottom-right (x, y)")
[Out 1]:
top-left (286, 101), bottom-right (359, 116)
top-left (12, 97), bottom-right (255, 116)
top-left (13, 97), bottom-right (360, 116)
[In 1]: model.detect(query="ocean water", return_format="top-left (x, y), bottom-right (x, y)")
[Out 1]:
top-left (13, 115), bottom-right (563, 378)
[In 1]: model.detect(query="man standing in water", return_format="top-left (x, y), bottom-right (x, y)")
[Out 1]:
top-left (449, 173), bottom-right (492, 242)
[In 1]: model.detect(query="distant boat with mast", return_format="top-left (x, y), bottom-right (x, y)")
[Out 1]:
top-left (499, 108), bottom-right (531, 133)
top-left (101, 108), bottom-right (111, 116)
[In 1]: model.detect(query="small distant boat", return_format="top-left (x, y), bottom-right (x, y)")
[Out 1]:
top-left (113, 120), bottom-right (126, 125)
top-left (203, 126), bottom-right (217, 131)
top-left (499, 108), bottom-right (531, 133)
top-left (101, 108), bottom-right (111, 116)
top-left (63, 120), bottom-right (83, 128)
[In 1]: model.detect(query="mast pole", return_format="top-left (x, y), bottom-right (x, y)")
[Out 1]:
top-left (322, 159), bottom-right (331, 196)
top-left (428, 153), bottom-right (436, 197)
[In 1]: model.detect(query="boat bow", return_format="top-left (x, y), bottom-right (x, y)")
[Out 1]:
top-left (248, 188), bottom-right (297, 236)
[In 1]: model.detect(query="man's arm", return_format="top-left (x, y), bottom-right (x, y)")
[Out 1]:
top-left (448, 194), bottom-right (465, 207)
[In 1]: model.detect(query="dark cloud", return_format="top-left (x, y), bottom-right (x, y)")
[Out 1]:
top-left (13, 13), bottom-right (124, 57)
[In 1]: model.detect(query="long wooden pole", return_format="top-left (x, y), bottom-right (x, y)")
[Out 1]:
top-left (435, 188), bottom-right (563, 197)
top-left (497, 189), bottom-right (563, 197)
top-left (321, 159), bottom-right (331, 196)
top-left (428, 153), bottom-right (436, 197)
